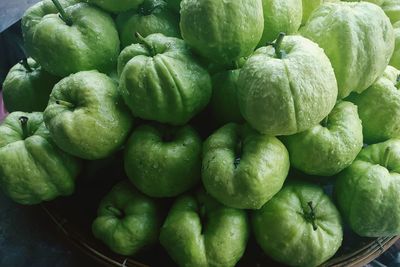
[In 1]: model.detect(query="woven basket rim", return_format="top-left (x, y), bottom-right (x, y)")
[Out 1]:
top-left (40, 204), bottom-right (400, 267)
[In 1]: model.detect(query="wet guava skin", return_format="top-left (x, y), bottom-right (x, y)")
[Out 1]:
top-left (0, 112), bottom-right (80, 205)
top-left (259, 0), bottom-right (302, 45)
top-left (335, 139), bottom-right (400, 237)
top-left (282, 101), bottom-right (363, 176)
top-left (160, 191), bottom-right (249, 267)
top-left (180, 0), bottom-right (264, 65)
top-left (301, 2), bottom-right (394, 99)
top-left (124, 124), bottom-right (202, 198)
top-left (2, 58), bottom-right (59, 112)
top-left (390, 22), bottom-right (400, 69)
top-left (22, 0), bottom-right (120, 77)
top-left (92, 180), bottom-right (160, 256)
top-left (202, 123), bottom-right (290, 210)
top-left (302, 0), bottom-right (322, 25)
top-left (342, 0), bottom-right (384, 5)
top-left (252, 182), bottom-right (343, 267)
top-left (348, 66), bottom-right (400, 144)
top-left (238, 35), bottom-right (338, 136)
top-left (116, 0), bottom-right (180, 48)
top-left (44, 70), bottom-right (133, 160)
top-left (118, 34), bottom-right (212, 125)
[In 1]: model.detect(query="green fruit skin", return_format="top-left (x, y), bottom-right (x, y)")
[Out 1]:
top-left (166, 0), bottom-right (181, 12)
top-left (348, 66), bottom-right (400, 144)
top-left (390, 22), bottom-right (400, 69)
top-left (118, 34), bottom-right (212, 125)
top-left (238, 35), bottom-right (338, 136)
top-left (211, 69), bottom-right (244, 125)
top-left (22, 0), bottom-right (120, 77)
top-left (302, 0), bottom-right (322, 24)
top-left (253, 181), bottom-right (343, 267)
top-left (3, 58), bottom-right (59, 112)
top-left (340, 0), bottom-right (385, 6)
top-left (282, 101), bottom-right (363, 176)
top-left (180, 0), bottom-right (264, 65)
top-left (202, 123), bottom-right (290, 210)
top-left (382, 0), bottom-right (400, 24)
top-left (335, 139), bottom-right (400, 237)
top-left (92, 180), bottom-right (160, 256)
top-left (44, 70), bottom-right (133, 160)
top-left (116, 0), bottom-right (180, 48)
top-left (301, 2), bottom-right (394, 99)
top-left (160, 191), bottom-right (249, 267)
top-left (124, 124), bottom-right (202, 198)
top-left (259, 0), bottom-right (302, 45)
top-left (341, 0), bottom-right (384, 5)
top-left (86, 0), bottom-right (144, 13)
top-left (0, 112), bottom-right (81, 205)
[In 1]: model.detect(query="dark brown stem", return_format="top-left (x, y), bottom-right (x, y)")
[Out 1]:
top-left (234, 140), bottom-right (243, 169)
top-left (20, 58), bottom-right (32, 72)
top-left (51, 0), bottom-right (72, 26)
top-left (307, 201), bottom-right (318, 231)
top-left (55, 100), bottom-right (74, 108)
top-left (19, 116), bottom-right (29, 138)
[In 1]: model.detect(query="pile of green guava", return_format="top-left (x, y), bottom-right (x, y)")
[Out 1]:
top-left (1, 0), bottom-right (400, 266)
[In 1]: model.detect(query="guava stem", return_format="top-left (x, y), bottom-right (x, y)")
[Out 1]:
top-left (55, 100), bottom-right (74, 108)
top-left (106, 206), bottom-right (124, 218)
top-left (383, 147), bottom-right (392, 169)
top-left (273, 32), bottom-right (286, 59)
top-left (321, 116), bottom-right (329, 128)
top-left (19, 116), bottom-right (29, 138)
top-left (135, 32), bottom-right (156, 56)
top-left (21, 58), bottom-right (32, 72)
top-left (396, 75), bottom-right (400, 89)
top-left (234, 157), bottom-right (241, 168)
top-left (199, 204), bottom-right (207, 234)
top-left (234, 140), bottom-right (243, 169)
top-left (307, 201), bottom-right (318, 231)
top-left (51, 0), bottom-right (72, 26)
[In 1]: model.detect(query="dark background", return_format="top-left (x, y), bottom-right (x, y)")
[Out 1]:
top-left (0, 193), bottom-right (97, 267)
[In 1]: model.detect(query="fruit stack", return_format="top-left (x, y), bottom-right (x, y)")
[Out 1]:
top-left (1, 0), bottom-right (400, 266)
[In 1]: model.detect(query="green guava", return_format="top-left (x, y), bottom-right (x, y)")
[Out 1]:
top-left (348, 66), bottom-right (400, 144)
top-left (335, 139), bottom-right (400, 237)
top-left (259, 0), bottom-right (302, 45)
top-left (238, 34), bottom-right (337, 136)
top-left (301, 2), bottom-right (394, 99)
top-left (253, 181), bottom-right (343, 267)
top-left (180, 0), bottom-right (264, 65)
top-left (282, 101), bottom-right (363, 176)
